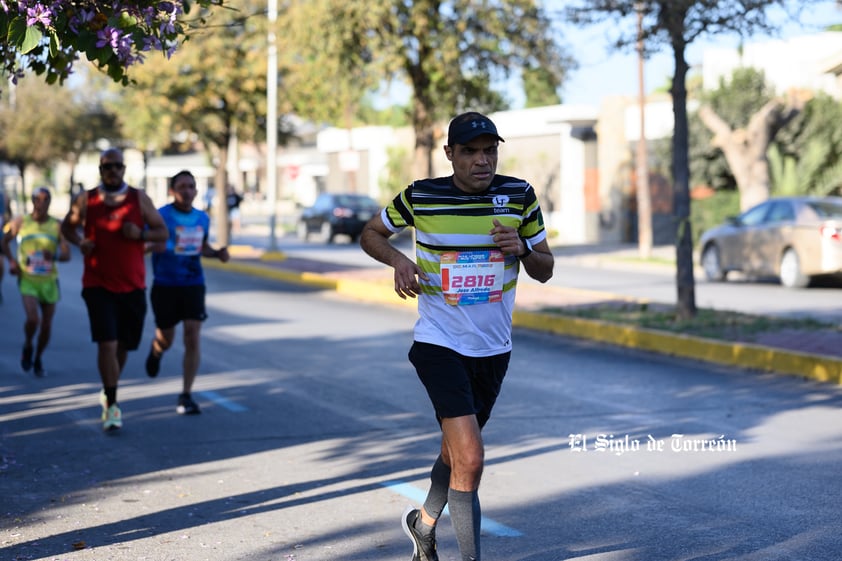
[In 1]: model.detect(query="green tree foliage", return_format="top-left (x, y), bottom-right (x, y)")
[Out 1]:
top-left (281, 0), bottom-right (573, 178)
top-left (381, 145), bottom-right (414, 201)
top-left (522, 66), bottom-right (562, 108)
top-left (0, 1), bottom-right (223, 87)
top-left (109, 0), bottom-right (270, 245)
top-left (565, 0), bottom-right (819, 319)
top-left (279, 0), bottom-right (383, 129)
top-left (690, 189), bottom-right (740, 243)
top-left (356, 99), bottom-right (412, 128)
top-left (705, 67), bottom-right (775, 126)
top-left (770, 94), bottom-right (842, 196)
top-left (0, 76), bottom-right (94, 208)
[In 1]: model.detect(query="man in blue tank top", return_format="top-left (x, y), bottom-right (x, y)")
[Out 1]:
top-left (145, 170), bottom-right (229, 415)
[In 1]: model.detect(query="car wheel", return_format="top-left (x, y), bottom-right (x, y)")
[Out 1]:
top-left (779, 248), bottom-right (810, 288)
top-left (319, 221), bottom-right (333, 244)
top-left (701, 244), bottom-right (726, 281)
top-left (296, 221), bottom-right (308, 241)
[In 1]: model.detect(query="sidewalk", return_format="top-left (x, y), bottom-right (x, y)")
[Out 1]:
top-left (205, 238), bottom-right (842, 386)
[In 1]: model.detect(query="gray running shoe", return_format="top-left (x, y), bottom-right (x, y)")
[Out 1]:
top-left (401, 506), bottom-right (438, 561)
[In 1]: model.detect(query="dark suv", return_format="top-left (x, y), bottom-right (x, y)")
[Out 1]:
top-left (296, 193), bottom-right (381, 243)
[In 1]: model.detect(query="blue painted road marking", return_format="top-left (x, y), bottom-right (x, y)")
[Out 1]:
top-left (198, 390), bottom-right (248, 412)
top-left (382, 480), bottom-right (523, 537)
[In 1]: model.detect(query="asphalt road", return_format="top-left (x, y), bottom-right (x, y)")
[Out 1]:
top-left (2, 255), bottom-right (842, 560)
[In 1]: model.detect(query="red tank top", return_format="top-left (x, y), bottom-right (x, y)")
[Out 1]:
top-left (82, 187), bottom-right (146, 292)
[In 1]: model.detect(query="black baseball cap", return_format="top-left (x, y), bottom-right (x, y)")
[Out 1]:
top-left (447, 112), bottom-right (505, 146)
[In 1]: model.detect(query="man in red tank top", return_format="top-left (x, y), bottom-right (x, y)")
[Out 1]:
top-left (61, 148), bottom-right (169, 432)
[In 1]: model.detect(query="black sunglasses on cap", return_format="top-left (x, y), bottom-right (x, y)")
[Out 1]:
top-left (100, 162), bottom-right (125, 171)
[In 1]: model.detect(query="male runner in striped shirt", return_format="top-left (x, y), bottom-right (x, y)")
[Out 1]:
top-left (361, 111), bottom-right (554, 561)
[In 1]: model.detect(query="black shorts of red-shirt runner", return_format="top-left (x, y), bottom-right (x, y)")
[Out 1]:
top-left (150, 284), bottom-right (208, 329)
top-left (409, 341), bottom-right (511, 427)
top-left (82, 287), bottom-right (147, 350)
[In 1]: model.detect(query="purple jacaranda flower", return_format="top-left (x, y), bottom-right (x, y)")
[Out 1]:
top-left (115, 35), bottom-right (134, 62)
top-left (96, 26), bottom-right (123, 50)
top-left (159, 19), bottom-right (176, 36)
top-left (143, 35), bottom-right (162, 52)
top-left (162, 38), bottom-right (178, 59)
top-left (68, 8), bottom-right (95, 33)
top-left (26, 5), bottom-right (52, 27)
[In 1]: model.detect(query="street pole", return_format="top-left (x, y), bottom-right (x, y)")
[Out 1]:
top-left (636, 3), bottom-right (652, 259)
top-left (266, 0), bottom-right (279, 251)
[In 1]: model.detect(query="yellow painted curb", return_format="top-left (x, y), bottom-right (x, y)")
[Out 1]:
top-left (260, 250), bottom-right (287, 262)
top-left (335, 277), bottom-right (418, 309)
top-left (204, 257), bottom-right (842, 386)
top-left (512, 311), bottom-right (842, 385)
top-left (203, 259), bottom-right (339, 290)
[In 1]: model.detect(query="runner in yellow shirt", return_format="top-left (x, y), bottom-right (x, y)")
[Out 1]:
top-left (1, 187), bottom-right (71, 376)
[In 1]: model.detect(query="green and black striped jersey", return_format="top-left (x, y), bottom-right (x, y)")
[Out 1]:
top-left (381, 174), bottom-right (547, 356)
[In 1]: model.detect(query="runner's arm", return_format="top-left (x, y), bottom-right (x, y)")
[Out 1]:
top-left (360, 214), bottom-right (427, 300)
top-left (56, 228), bottom-right (71, 262)
top-left (518, 238), bottom-right (554, 283)
top-left (1, 217), bottom-right (21, 274)
top-left (202, 240), bottom-right (230, 262)
top-left (130, 190), bottom-right (169, 243)
top-left (490, 218), bottom-right (553, 283)
top-left (61, 192), bottom-right (88, 248)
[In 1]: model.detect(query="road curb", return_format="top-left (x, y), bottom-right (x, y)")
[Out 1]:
top-left (204, 257), bottom-right (842, 386)
top-left (512, 311), bottom-right (842, 385)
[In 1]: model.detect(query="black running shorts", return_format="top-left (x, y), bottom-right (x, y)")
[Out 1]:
top-left (150, 284), bottom-right (207, 329)
top-left (82, 287), bottom-right (147, 350)
top-left (408, 341), bottom-right (510, 427)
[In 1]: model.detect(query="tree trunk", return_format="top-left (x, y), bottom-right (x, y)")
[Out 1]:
top-left (411, 95), bottom-right (436, 179)
top-left (214, 142), bottom-right (230, 247)
top-left (636, 151), bottom-right (653, 258)
top-left (636, 5), bottom-right (652, 259)
top-left (413, 126), bottom-right (436, 180)
top-left (670, 38), bottom-right (696, 320)
top-left (698, 97), bottom-right (802, 211)
top-left (17, 162), bottom-right (27, 215)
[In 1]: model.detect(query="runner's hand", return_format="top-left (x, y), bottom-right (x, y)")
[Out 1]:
top-left (490, 219), bottom-right (525, 256)
top-left (393, 257), bottom-right (426, 300)
top-left (79, 239), bottom-right (95, 256)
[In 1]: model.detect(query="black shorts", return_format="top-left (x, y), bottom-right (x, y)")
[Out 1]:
top-left (150, 284), bottom-right (207, 329)
top-left (82, 287), bottom-right (147, 350)
top-left (408, 341), bottom-right (510, 427)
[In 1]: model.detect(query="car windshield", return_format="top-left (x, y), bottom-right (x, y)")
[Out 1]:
top-left (335, 195), bottom-right (378, 207)
top-left (807, 200), bottom-right (842, 219)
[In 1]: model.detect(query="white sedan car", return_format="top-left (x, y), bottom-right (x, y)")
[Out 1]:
top-left (698, 196), bottom-right (842, 288)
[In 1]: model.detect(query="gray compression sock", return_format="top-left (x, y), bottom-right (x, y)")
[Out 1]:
top-left (421, 455), bottom-right (451, 524)
top-left (448, 488), bottom-right (480, 561)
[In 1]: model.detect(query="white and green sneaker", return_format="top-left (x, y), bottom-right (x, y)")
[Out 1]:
top-left (100, 391), bottom-right (122, 431)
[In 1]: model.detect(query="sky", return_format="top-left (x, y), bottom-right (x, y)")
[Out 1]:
top-left (371, 1), bottom-right (841, 111)
top-left (551, 1), bottom-right (842, 107)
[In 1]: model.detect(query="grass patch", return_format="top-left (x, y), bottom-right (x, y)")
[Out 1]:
top-left (612, 255), bottom-right (676, 267)
top-left (542, 302), bottom-right (838, 343)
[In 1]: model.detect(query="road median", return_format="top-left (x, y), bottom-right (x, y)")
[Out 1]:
top-left (205, 250), bottom-right (842, 386)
